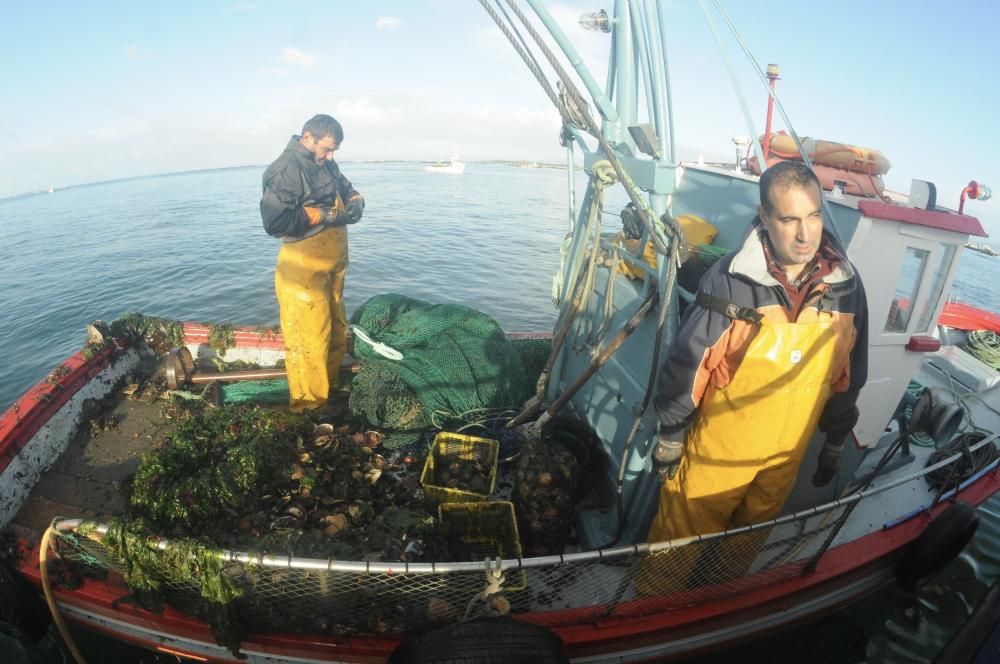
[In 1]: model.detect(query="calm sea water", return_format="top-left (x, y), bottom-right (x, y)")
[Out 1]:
top-left (1, 164), bottom-right (999, 662)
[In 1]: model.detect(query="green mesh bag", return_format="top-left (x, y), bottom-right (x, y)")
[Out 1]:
top-left (348, 294), bottom-right (547, 449)
top-left (220, 379), bottom-right (290, 406)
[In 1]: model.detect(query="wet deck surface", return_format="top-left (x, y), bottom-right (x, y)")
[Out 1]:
top-left (12, 375), bottom-right (353, 536)
top-left (12, 397), bottom-right (165, 534)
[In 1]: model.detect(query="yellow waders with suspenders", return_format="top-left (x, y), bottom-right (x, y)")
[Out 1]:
top-left (275, 195), bottom-right (348, 413)
top-left (638, 291), bottom-right (851, 594)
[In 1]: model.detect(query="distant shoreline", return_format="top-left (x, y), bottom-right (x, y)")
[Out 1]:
top-left (0, 160), bottom-right (571, 202)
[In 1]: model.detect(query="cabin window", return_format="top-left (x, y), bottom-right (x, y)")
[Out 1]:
top-left (884, 247), bottom-right (929, 333)
top-left (915, 245), bottom-right (956, 332)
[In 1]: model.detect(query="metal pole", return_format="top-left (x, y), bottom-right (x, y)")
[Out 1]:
top-left (762, 64), bottom-right (779, 161)
top-left (653, 0), bottom-right (677, 164)
top-left (640, 0), bottom-right (669, 164)
top-left (613, 0), bottom-right (637, 147)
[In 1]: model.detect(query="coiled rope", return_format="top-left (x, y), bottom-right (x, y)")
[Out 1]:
top-left (965, 330), bottom-right (1000, 370)
top-left (925, 432), bottom-right (1000, 491)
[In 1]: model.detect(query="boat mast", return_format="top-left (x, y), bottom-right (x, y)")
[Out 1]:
top-left (525, 0), bottom-right (678, 219)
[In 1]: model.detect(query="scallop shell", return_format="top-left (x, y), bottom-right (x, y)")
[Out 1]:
top-left (314, 434), bottom-right (336, 448)
top-left (322, 513), bottom-right (348, 536)
top-left (313, 423), bottom-right (335, 438)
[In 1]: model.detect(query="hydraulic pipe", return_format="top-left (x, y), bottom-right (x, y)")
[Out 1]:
top-left (506, 258), bottom-right (594, 429)
top-left (536, 291), bottom-right (656, 428)
top-left (566, 130), bottom-right (577, 230)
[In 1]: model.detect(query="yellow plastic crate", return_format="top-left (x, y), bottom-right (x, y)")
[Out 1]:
top-left (420, 432), bottom-right (498, 505)
top-left (438, 501), bottom-right (526, 591)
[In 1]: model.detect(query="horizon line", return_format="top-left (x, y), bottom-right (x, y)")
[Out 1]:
top-left (0, 159), bottom-right (568, 201)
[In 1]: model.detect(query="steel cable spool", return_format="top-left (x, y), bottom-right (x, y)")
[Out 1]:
top-left (910, 386), bottom-right (964, 447)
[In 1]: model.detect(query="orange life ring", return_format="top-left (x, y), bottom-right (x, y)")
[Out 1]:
top-left (762, 134), bottom-right (891, 176)
top-left (748, 155), bottom-right (885, 198)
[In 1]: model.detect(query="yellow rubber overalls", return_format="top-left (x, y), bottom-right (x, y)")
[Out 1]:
top-left (639, 313), bottom-right (843, 594)
top-left (275, 206), bottom-right (348, 413)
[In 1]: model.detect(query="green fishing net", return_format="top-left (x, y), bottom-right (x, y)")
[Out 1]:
top-left (220, 295), bottom-right (551, 450)
top-left (220, 379), bottom-right (290, 405)
top-left (348, 294), bottom-right (548, 448)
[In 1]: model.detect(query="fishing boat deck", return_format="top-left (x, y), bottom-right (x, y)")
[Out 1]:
top-left (12, 392), bottom-right (164, 535)
top-left (9, 348), bottom-right (353, 538)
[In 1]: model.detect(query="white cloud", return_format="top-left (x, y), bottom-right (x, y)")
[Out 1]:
top-left (376, 16), bottom-right (401, 31)
top-left (282, 47), bottom-right (315, 66)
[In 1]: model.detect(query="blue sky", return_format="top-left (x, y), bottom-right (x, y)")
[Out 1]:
top-left (1, 1), bottom-right (997, 235)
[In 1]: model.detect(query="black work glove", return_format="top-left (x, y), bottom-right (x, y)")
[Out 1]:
top-left (344, 195), bottom-right (365, 224)
top-left (653, 432), bottom-right (685, 480)
top-left (811, 436), bottom-right (846, 487)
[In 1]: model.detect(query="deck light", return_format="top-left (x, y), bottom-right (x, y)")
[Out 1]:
top-left (579, 9), bottom-right (611, 33)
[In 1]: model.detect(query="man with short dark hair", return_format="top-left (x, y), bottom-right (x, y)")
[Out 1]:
top-left (260, 114), bottom-right (365, 413)
top-left (647, 160), bottom-right (868, 546)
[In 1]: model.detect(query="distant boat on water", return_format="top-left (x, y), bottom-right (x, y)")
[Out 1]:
top-left (425, 155), bottom-right (466, 174)
top-left (48, 185), bottom-right (54, 193)
top-left (966, 242), bottom-right (998, 256)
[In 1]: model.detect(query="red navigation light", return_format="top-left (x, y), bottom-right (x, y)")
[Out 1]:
top-left (959, 180), bottom-right (992, 214)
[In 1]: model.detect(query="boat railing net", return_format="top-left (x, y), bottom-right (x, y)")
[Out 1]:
top-left (49, 502), bottom-right (851, 635)
top-left (50, 433), bottom-right (999, 638)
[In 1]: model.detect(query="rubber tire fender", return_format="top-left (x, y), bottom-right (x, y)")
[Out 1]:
top-left (895, 501), bottom-right (979, 592)
top-left (388, 617), bottom-right (569, 664)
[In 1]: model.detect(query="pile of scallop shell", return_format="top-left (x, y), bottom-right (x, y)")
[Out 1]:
top-left (511, 437), bottom-right (579, 556)
top-left (434, 457), bottom-right (490, 495)
top-left (227, 423), bottom-right (445, 562)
